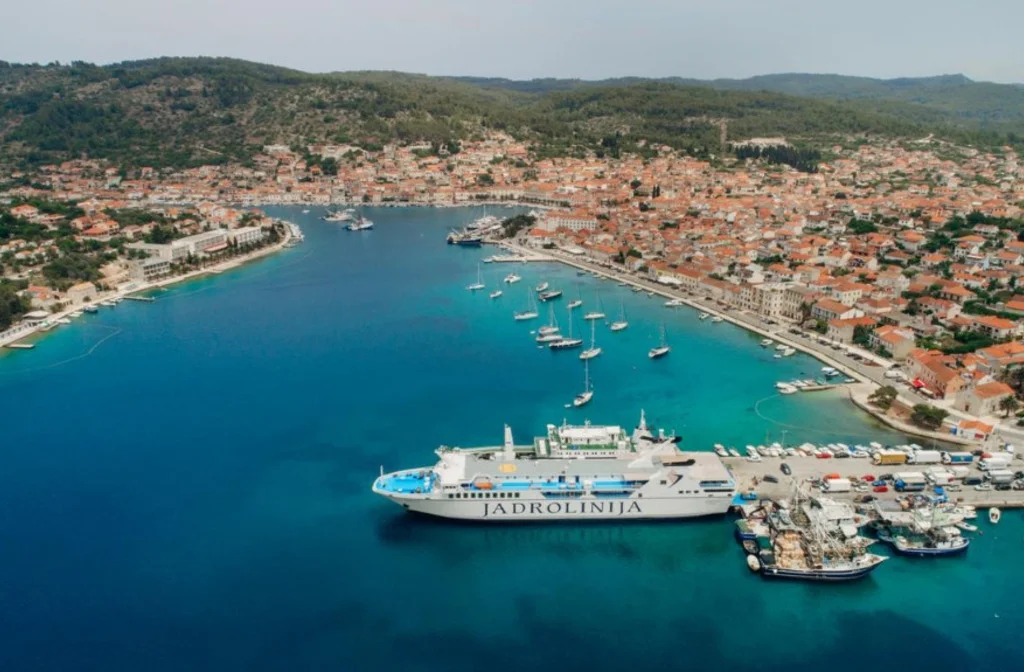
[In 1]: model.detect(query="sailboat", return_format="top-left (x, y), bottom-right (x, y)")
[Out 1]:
top-left (539, 303), bottom-right (560, 335)
top-left (648, 322), bottom-right (670, 359)
top-left (567, 283), bottom-right (583, 310)
top-left (514, 290), bottom-right (539, 321)
top-left (610, 299), bottom-right (629, 332)
top-left (466, 264), bottom-right (486, 291)
top-left (583, 290), bottom-right (605, 321)
top-left (580, 319), bottom-right (602, 360)
top-left (536, 304), bottom-right (562, 342)
top-left (550, 310), bottom-right (583, 350)
top-left (573, 359), bottom-right (594, 407)
top-left (490, 288), bottom-right (503, 299)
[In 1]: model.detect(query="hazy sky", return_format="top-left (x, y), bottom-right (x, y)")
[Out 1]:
top-left (6, 0), bottom-right (1023, 82)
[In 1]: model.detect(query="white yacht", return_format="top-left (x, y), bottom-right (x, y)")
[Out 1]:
top-left (649, 323), bottom-right (670, 359)
top-left (514, 292), bottom-right (539, 321)
top-left (550, 311), bottom-right (583, 350)
top-left (538, 304), bottom-right (560, 335)
top-left (579, 320), bottom-right (602, 360)
top-left (711, 316), bottom-right (724, 323)
top-left (466, 264), bottom-right (486, 291)
top-left (583, 290), bottom-right (606, 321)
top-left (761, 339), bottom-right (773, 347)
top-left (665, 298), bottom-right (685, 307)
top-left (535, 281), bottom-right (550, 292)
top-left (504, 273), bottom-right (522, 285)
top-left (573, 359), bottom-right (594, 407)
top-left (610, 299), bottom-right (628, 332)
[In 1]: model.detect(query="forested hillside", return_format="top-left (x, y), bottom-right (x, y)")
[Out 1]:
top-left (1, 58), bottom-right (1018, 171)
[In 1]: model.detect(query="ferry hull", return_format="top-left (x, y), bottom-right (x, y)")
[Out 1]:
top-left (376, 491), bottom-right (734, 522)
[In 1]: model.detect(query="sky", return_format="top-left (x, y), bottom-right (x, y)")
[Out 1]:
top-left (5, 0), bottom-right (1024, 83)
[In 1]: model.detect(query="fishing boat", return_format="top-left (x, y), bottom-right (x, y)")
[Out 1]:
top-left (347, 215), bottom-right (374, 231)
top-left (466, 264), bottom-right (486, 291)
top-left (573, 359), bottom-right (594, 407)
top-left (584, 290), bottom-right (606, 321)
top-left (648, 323), bottom-right (670, 359)
top-left (610, 299), bottom-right (628, 332)
top-left (579, 320), bottom-right (602, 360)
top-left (514, 292), bottom-right (539, 321)
top-left (504, 273), bottom-right (521, 284)
top-left (322, 208), bottom-right (355, 222)
top-left (550, 311), bottom-right (583, 350)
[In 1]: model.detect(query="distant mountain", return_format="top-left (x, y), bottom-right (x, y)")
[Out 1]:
top-left (454, 73), bottom-right (1024, 132)
top-left (0, 58), bottom-right (1017, 171)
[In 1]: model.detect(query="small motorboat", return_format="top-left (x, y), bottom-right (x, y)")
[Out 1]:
top-left (746, 554), bottom-right (761, 572)
top-left (989, 507), bottom-right (1001, 524)
top-left (956, 521), bottom-right (978, 533)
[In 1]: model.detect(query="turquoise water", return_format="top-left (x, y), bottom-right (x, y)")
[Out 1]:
top-left (1, 206), bottom-right (1021, 671)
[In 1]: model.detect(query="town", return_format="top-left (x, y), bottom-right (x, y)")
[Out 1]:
top-left (1, 132), bottom-right (1023, 443)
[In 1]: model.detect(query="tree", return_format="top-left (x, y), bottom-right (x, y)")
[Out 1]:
top-left (848, 218), bottom-right (878, 235)
top-left (999, 395), bottom-right (1020, 418)
top-left (813, 319), bottom-right (828, 334)
top-left (852, 324), bottom-right (872, 347)
top-left (910, 404), bottom-right (948, 431)
top-left (869, 385), bottom-right (899, 411)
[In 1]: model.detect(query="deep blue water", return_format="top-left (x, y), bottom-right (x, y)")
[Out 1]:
top-left (1, 206), bottom-right (1022, 671)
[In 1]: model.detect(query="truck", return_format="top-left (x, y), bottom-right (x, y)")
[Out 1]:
top-left (894, 471), bottom-right (927, 492)
top-left (823, 478), bottom-right (852, 493)
top-left (980, 455), bottom-right (1012, 471)
top-left (872, 450), bottom-right (907, 466)
top-left (950, 465), bottom-right (971, 480)
top-left (926, 470), bottom-right (954, 486)
top-left (942, 451), bottom-right (974, 465)
top-left (988, 469), bottom-right (1015, 485)
top-left (909, 450), bottom-right (942, 465)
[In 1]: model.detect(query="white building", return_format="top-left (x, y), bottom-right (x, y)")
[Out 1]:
top-left (129, 257), bottom-right (171, 282)
top-left (539, 211), bottom-right (598, 232)
top-left (227, 226), bottom-right (266, 246)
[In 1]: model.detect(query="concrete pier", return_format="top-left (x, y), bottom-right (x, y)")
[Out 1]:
top-left (725, 455), bottom-right (1024, 509)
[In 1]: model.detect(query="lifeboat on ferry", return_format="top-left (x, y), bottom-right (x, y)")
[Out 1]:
top-left (473, 478), bottom-right (494, 490)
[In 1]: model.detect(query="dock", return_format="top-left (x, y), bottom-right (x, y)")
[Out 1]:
top-left (724, 454), bottom-right (1024, 509)
top-left (124, 295), bottom-right (155, 303)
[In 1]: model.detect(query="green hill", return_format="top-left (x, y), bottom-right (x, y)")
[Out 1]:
top-left (0, 58), bottom-right (1017, 171)
top-left (456, 73), bottom-right (1024, 135)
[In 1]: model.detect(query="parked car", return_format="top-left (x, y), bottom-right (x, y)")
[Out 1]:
top-left (780, 463), bottom-right (792, 476)
top-left (996, 483), bottom-right (1012, 491)
top-left (873, 485), bottom-right (889, 493)
top-left (964, 476), bottom-right (983, 485)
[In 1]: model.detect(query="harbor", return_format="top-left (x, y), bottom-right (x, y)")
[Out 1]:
top-left (5, 205), bottom-right (1024, 671)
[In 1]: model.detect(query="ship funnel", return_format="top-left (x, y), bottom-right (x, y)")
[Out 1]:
top-left (503, 424), bottom-right (515, 460)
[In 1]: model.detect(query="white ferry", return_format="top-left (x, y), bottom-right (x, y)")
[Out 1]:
top-left (372, 411), bottom-right (737, 522)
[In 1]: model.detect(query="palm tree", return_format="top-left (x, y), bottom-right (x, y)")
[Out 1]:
top-left (999, 395), bottom-right (1020, 418)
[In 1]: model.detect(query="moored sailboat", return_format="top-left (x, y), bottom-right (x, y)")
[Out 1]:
top-left (648, 322), bottom-right (670, 359)
top-left (573, 359), bottom-right (594, 407)
top-left (610, 299), bottom-right (628, 332)
top-left (580, 319), bottom-right (602, 360)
